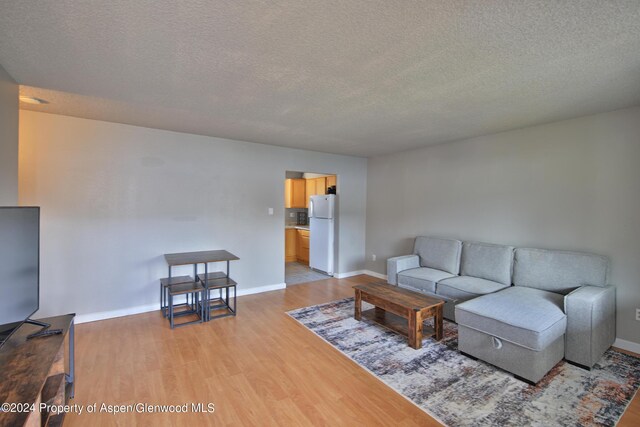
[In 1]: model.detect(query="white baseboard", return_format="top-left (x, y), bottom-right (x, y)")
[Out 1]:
top-left (75, 303), bottom-right (159, 324)
top-left (613, 338), bottom-right (640, 354)
top-left (75, 282), bottom-right (287, 325)
top-left (333, 270), bottom-right (388, 280)
top-left (362, 270), bottom-right (388, 280)
top-left (333, 270), bottom-right (364, 279)
top-left (238, 283), bottom-right (286, 296)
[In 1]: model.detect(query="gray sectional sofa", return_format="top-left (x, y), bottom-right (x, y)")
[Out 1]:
top-left (387, 236), bottom-right (616, 384)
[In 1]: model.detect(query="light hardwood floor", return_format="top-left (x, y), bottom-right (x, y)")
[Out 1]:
top-left (66, 275), bottom-right (639, 426)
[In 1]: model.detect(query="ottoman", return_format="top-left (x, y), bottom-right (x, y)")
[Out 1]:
top-left (455, 286), bottom-right (567, 384)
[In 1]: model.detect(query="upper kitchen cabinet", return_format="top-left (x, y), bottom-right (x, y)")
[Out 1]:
top-left (305, 177), bottom-right (326, 207)
top-left (305, 179), bottom-right (315, 207)
top-left (316, 177), bottom-right (327, 195)
top-left (285, 178), bottom-right (306, 208)
top-left (326, 175), bottom-right (336, 189)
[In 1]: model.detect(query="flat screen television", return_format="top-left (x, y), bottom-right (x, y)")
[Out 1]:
top-left (0, 207), bottom-right (40, 348)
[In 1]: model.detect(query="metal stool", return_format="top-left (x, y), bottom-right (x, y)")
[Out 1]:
top-left (167, 281), bottom-right (205, 328)
top-left (197, 272), bottom-right (237, 321)
top-left (160, 275), bottom-right (194, 317)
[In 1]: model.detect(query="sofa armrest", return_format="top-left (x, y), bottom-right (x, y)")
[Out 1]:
top-left (564, 285), bottom-right (616, 368)
top-left (386, 255), bottom-right (420, 285)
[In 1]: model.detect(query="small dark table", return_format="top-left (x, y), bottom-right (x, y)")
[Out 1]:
top-left (164, 250), bottom-right (240, 267)
top-left (163, 250), bottom-right (239, 323)
top-left (353, 282), bottom-right (444, 349)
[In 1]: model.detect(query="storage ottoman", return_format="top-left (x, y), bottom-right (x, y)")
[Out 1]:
top-left (455, 286), bottom-right (567, 383)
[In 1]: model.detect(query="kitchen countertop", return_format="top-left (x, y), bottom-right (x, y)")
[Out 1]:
top-left (285, 225), bottom-right (310, 230)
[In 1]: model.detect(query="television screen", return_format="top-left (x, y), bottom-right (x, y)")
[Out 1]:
top-left (0, 207), bottom-right (40, 345)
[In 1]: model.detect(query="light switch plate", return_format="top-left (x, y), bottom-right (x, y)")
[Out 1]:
top-left (636, 308), bottom-right (640, 321)
top-left (268, 207), bottom-right (274, 215)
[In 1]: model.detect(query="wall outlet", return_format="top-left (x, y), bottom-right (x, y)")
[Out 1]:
top-left (636, 308), bottom-right (640, 321)
top-left (289, 212), bottom-right (295, 218)
top-left (371, 254), bottom-right (376, 261)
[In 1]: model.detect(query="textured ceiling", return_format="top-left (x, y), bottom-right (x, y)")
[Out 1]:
top-left (2, 1), bottom-right (640, 157)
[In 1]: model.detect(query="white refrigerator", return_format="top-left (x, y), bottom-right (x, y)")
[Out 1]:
top-left (309, 194), bottom-right (335, 275)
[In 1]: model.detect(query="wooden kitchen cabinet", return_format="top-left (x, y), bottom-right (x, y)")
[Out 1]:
top-left (285, 228), bottom-right (297, 262)
top-left (285, 178), bottom-right (306, 208)
top-left (315, 177), bottom-right (327, 196)
top-left (305, 179), bottom-right (315, 208)
top-left (304, 177), bottom-right (328, 207)
top-left (297, 229), bottom-right (310, 264)
top-left (326, 175), bottom-right (336, 189)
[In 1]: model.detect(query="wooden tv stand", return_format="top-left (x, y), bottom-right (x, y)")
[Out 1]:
top-left (0, 314), bottom-right (75, 427)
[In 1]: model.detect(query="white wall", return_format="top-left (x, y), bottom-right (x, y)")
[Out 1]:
top-left (19, 111), bottom-right (367, 320)
top-left (0, 63), bottom-right (18, 205)
top-left (366, 106), bottom-right (640, 345)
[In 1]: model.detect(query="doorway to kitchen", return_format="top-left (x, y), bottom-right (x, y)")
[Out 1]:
top-left (284, 171), bottom-right (337, 286)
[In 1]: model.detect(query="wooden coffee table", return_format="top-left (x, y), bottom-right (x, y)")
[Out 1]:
top-left (353, 282), bottom-right (444, 349)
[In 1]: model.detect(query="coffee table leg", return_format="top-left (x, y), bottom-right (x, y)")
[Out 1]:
top-left (408, 310), bottom-right (419, 349)
top-left (435, 304), bottom-right (443, 341)
top-left (354, 289), bottom-right (362, 321)
top-left (374, 306), bottom-right (385, 321)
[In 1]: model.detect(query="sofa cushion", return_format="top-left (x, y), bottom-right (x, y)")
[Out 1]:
top-left (436, 276), bottom-right (509, 301)
top-left (455, 287), bottom-right (567, 351)
top-left (513, 248), bottom-right (609, 294)
top-left (397, 267), bottom-right (455, 294)
top-left (460, 241), bottom-right (514, 286)
top-left (413, 236), bottom-right (462, 275)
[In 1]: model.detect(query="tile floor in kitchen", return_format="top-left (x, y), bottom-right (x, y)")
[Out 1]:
top-left (285, 262), bottom-right (331, 285)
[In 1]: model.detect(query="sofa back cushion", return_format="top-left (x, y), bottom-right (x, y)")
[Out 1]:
top-left (413, 236), bottom-right (462, 275)
top-left (460, 241), bottom-right (514, 286)
top-left (513, 248), bottom-right (609, 294)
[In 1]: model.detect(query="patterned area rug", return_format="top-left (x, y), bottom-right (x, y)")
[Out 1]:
top-left (287, 298), bottom-right (640, 427)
